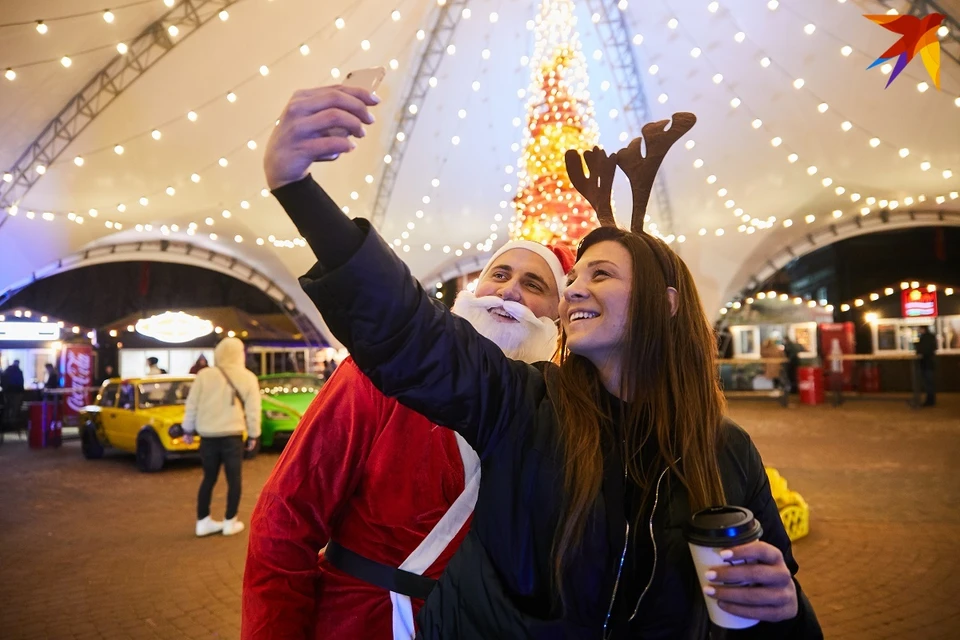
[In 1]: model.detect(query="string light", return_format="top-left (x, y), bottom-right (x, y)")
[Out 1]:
top-left (725, 280), bottom-right (957, 319)
top-left (658, 1), bottom-right (957, 237)
top-left (7, 1), bottom-right (936, 262)
top-left (8, 6), bottom-right (424, 255)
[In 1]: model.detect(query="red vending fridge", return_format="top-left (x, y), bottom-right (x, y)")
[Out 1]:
top-left (819, 322), bottom-right (855, 391)
top-left (60, 344), bottom-right (94, 425)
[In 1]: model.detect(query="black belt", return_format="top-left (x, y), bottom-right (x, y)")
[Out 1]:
top-left (325, 540), bottom-right (437, 600)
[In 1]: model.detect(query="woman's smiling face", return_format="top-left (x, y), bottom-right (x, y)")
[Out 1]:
top-left (559, 240), bottom-right (633, 365)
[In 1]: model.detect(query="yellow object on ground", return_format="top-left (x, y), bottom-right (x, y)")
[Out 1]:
top-left (765, 467), bottom-right (810, 541)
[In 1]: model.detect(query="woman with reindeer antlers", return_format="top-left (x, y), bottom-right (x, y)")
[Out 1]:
top-left (259, 85), bottom-right (821, 639)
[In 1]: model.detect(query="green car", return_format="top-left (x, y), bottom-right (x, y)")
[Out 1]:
top-left (258, 374), bottom-right (325, 447)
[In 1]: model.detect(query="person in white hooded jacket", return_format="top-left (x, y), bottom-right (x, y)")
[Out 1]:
top-left (183, 337), bottom-right (262, 537)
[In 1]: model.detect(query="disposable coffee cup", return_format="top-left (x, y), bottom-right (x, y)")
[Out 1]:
top-left (684, 506), bottom-right (763, 629)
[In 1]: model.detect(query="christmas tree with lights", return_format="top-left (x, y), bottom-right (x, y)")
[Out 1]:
top-left (509, 0), bottom-right (602, 252)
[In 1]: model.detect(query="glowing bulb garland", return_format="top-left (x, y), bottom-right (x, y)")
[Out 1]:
top-left (710, 3), bottom-right (955, 178)
top-left (720, 281), bottom-right (957, 320)
top-left (644, 1), bottom-right (956, 241)
top-left (3, 0), bottom-right (374, 171)
top-left (388, 28), bottom-right (504, 255)
top-left (5, 1), bottom-right (955, 261)
top-left (0, 3), bottom-right (408, 249)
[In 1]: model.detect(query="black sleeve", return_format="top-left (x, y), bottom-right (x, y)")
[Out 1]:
top-left (271, 174), bottom-right (366, 273)
top-left (272, 173), bottom-right (541, 458)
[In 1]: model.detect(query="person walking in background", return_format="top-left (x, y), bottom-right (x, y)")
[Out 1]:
top-left (915, 325), bottom-right (937, 407)
top-left (189, 355), bottom-right (209, 375)
top-left (98, 364), bottom-right (115, 386)
top-left (715, 324), bottom-right (735, 392)
top-left (146, 357), bottom-right (166, 375)
top-left (321, 358), bottom-right (336, 380)
top-left (2, 360), bottom-right (25, 393)
top-left (716, 322), bottom-right (734, 359)
top-left (1, 360), bottom-right (26, 429)
top-left (183, 337), bottom-right (261, 537)
top-left (43, 363), bottom-right (60, 389)
top-left (782, 336), bottom-right (802, 394)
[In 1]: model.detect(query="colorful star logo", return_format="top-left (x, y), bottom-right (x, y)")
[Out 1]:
top-left (864, 13), bottom-right (944, 89)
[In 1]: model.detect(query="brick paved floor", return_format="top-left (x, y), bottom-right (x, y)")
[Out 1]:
top-left (1, 396), bottom-right (958, 639)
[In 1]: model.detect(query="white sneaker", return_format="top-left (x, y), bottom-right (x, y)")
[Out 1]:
top-left (196, 516), bottom-right (224, 537)
top-left (222, 518), bottom-right (245, 536)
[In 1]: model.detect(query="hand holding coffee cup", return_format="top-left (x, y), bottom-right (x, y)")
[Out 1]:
top-left (685, 506), bottom-right (798, 628)
top-left (705, 539), bottom-right (798, 624)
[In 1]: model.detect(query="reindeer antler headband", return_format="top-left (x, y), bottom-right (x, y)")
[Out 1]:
top-left (564, 112), bottom-right (697, 234)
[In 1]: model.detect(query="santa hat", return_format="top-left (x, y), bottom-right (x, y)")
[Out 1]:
top-left (478, 240), bottom-right (574, 295)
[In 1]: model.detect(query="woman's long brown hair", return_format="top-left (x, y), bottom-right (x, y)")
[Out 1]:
top-left (551, 225), bottom-right (727, 602)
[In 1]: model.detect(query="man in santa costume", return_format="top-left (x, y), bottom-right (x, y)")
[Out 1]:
top-left (242, 237), bottom-right (573, 639)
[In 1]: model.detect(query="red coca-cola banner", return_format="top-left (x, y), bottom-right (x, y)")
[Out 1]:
top-left (60, 344), bottom-right (93, 419)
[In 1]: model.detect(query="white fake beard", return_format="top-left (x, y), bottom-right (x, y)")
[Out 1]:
top-left (451, 291), bottom-right (559, 364)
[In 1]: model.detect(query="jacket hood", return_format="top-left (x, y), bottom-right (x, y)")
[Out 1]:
top-left (214, 337), bottom-right (246, 368)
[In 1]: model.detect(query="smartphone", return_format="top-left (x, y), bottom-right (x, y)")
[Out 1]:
top-left (328, 66), bottom-right (386, 138)
top-left (343, 66), bottom-right (386, 93)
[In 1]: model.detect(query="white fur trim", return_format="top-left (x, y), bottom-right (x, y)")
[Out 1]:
top-left (390, 434), bottom-right (480, 639)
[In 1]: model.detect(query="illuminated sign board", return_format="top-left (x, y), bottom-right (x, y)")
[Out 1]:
top-left (0, 321), bottom-right (61, 341)
top-left (901, 289), bottom-right (938, 317)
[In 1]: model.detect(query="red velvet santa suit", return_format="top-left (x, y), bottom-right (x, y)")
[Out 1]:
top-left (242, 357), bottom-right (473, 639)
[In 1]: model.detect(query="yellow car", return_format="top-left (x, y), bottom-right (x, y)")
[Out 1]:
top-left (80, 376), bottom-right (250, 472)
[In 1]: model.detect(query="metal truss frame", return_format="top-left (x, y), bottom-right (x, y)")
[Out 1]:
top-left (584, 0), bottom-right (675, 233)
top-left (0, 238), bottom-right (328, 347)
top-left (729, 209), bottom-right (960, 303)
top-left (370, 0), bottom-right (469, 227)
top-left (0, 0), bottom-right (242, 225)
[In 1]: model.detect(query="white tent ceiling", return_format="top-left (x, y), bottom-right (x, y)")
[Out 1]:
top-left (1, 0), bottom-right (958, 340)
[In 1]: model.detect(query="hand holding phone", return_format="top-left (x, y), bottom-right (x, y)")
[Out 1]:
top-left (264, 76), bottom-right (382, 187)
top-left (327, 67), bottom-right (385, 138)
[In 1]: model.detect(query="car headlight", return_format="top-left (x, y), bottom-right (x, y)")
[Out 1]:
top-left (168, 423), bottom-right (184, 438)
top-left (265, 410), bottom-right (292, 420)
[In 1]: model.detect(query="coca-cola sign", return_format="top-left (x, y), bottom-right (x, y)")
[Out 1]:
top-left (61, 345), bottom-right (93, 416)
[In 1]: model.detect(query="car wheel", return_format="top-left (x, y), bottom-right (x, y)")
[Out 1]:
top-left (136, 430), bottom-right (165, 472)
top-left (81, 423), bottom-right (105, 459)
top-left (243, 437), bottom-right (261, 460)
